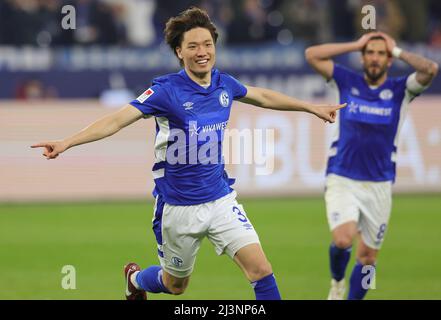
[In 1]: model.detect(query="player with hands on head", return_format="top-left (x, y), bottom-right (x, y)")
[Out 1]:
top-left (305, 31), bottom-right (438, 300)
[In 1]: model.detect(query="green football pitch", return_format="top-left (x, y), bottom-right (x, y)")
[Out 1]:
top-left (1, 194), bottom-right (440, 300)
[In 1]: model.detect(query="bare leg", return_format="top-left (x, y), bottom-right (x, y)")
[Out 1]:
top-left (233, 243), bottom-right (281, 300)
top-left (162, 271), bottom-right (191, 295)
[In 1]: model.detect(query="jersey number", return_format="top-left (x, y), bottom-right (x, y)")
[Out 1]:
top-left (376, 223), bottom-right (387, 240)
top-left (233, 206), bottom-right (248, 223)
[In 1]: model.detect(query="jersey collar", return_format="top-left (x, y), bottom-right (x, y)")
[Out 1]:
top-left (179, 68), bottom-right (220, 93)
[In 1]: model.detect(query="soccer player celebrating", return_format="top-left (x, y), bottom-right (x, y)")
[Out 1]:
top-left (305, 32), bottom-right (438, 299)
top-left (32, 7), bottom-right (344, 300)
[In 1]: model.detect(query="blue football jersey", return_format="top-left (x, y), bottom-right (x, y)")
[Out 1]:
top-left (326, 64), bottom-right (418, 182)
top-left (130, 69), bottom-right (247, 205)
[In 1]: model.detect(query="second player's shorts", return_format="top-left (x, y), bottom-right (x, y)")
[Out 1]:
top-left (151, 191), bottom-right (260, 278)
top-left (325, 174), bottom-right (392, 250)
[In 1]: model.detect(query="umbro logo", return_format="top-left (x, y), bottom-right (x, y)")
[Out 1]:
top-left (351, 87), bottom-right (360, 96)
top-left (183, 102), bottom-right (194, 110)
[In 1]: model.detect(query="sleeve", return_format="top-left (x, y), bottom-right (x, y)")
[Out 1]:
top-left (129, 84), bottom-right (169, 118)
top-left (405, 72), bottom-right (430, 97)
top-left (331, 63), bottom-right (355, 89)
top-left (222, 74), bottom-right (248, 99)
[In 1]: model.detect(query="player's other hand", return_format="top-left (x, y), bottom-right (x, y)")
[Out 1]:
top-left (312, 103), bottom-right (347, 123)
top-left (376, 31), bottom-right (397, 56)
top-left (355, 32), bottom-right (381, 50)
top-left (30, 140), bottom-right (69, 160)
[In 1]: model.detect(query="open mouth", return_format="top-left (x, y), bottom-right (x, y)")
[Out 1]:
top-left (196, 59), bottom-right (209, 66)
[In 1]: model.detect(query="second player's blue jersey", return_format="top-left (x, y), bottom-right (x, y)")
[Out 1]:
top-left (326, 64), bottom-right (417, 182)
top-left (130, 68), bottom-right (247, 205)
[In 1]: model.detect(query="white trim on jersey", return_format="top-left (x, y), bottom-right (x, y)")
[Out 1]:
top-left (154, 117), bottom-right (170, 163)
top-left (152, 168), bottom-right (165, 179)
top-left (392, 90), bottom-right (413, 162)
top-left (152, 117), bottom-right (170, 179)
top-left (406, 72), bottom-right (430, 96)
top-left (391, 73), bottom-right (431, 161)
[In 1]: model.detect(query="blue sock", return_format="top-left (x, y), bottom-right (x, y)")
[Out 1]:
top-left (135, 266), bottom-right (170, 294)
top-left (329, 242), bottom-right (352, 281)
top-left (348, 261), bottom-right (375, 300)
top-left (251, 273), bottom-right (282, 300)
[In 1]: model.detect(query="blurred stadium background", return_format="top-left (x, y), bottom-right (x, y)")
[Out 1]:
top-left (0, 0), bottom-right (440, 299)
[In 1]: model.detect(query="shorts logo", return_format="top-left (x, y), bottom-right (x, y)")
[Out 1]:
top-left (219, 90), bottom-right (229, 107)
top-left (243, 223), bottom-right (253, 230)
top-left (332, 212), bottom-right (340, 222)
top-left (171, 256), bottom-right (183, 267)
top-left (136, 88), bottom-right (155, 103)
top-left (379, 89), bottom-right (393, 100)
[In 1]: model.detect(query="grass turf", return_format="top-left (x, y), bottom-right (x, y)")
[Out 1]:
top-left (0, 194), bottom-right (440, 300)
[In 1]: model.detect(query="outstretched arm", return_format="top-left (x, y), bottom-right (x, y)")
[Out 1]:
top-left (378, 32), bottom-right (439, 87)
top-left (305, 32), bottom-right (380, 80)
top-left (31, 104), bottom-right (143, 159)
top-left (240, 86), bottom-right (346, 123)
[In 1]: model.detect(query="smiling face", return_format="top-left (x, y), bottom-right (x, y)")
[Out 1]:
top-left (361, 38), bottom-right (392, 84)
top-left (176, 27), bottom-right (216, 80)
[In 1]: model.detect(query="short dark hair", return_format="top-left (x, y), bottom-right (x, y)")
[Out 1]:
top-left (361, 35), bottom-right (390, 56)
top-left (164, 7), bottom-right (218, 63)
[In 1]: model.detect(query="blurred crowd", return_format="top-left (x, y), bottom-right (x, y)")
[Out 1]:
top-left (0, 0), bottom-right (440, 47)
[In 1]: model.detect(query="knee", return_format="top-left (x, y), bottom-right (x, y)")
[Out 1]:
top-left (333, 236), bottom-right (353, 249)
top-left (248, 262), bottom-right (273, 282)
top-left (332, 222), bottom-right (357, 249)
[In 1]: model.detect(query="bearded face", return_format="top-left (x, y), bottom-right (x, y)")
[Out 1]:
top-left (361, 39), bottom-right (392, 83)
top-left (364, 59), bottom-right (388, 82)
